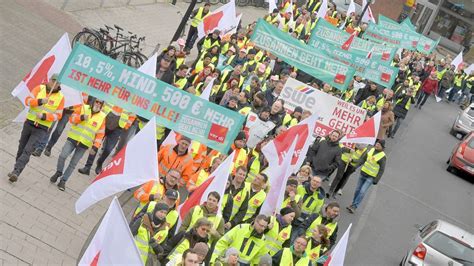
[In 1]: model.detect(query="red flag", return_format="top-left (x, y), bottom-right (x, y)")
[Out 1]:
top-left (341, 32), bottom-right (357, 51)
top-left (197, 1), bottom-right (237, 39)
top-left (178, 151), bottom-right (235, 219)
top-left (75, 119), bottom-right (158, 214)
top-left (78, 197), bottom-right (143, 265)
top-left (340, 111), bottom-right (381, 145)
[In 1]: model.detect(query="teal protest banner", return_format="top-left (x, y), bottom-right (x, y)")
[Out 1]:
top-left (378, 15), bottom-right (439, 54)
top-left (364, 22), bottom-right (420, 50)
top-left (251, 19), bottom-right (356, 91)
top-left (309, 39), bottom-right (398, 88)
top-left (58, 44), bottom-right (245, 153)
top-left (309, 19), bottom-right (396, 65)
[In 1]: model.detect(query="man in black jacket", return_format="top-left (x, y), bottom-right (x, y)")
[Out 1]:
top-left (390, 87), bottom-right (416, 138)
top-left (354, 81), bottom-right (381, 105)
top-left (156, 54), bottom-right (174, 85)
top-left (306, 130), bottom-right (343, 182)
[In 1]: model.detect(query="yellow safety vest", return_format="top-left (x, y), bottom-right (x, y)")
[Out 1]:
top-left (228, 184), bottom-right (249, 220)
top-left (343, 89), bottom-right (354, 102)
top-left (305, 216), bottom-right (337, 238)
top-left (191, 7), bottom-right (207, 27)
top-left (282, 113), bottom-right (298, 127)
top-left (142, 201), bottom-right (179, 230)
top-left (350, 147), bottom-right (367, 167)
top-left (297, 186), bottom-right (325, 215)
top-left (265, 216), bottom-right (292, 256)
top-left (135, 221), bottom-right (168, 264)
top-left (239, 106), bottom-right (252, 117)
top-left (174, 77), bottom-right (188, 90)
top-left (189, 206), bottom-right (222, 231)
top-left (26, 85), bottom-right (64, 128)
top-left (281, 194), bottom-right (302, 209)
top-left (361, 100), bottom-right (377, 112)
top-left (361, 148), bottom-right (386, 177)
top-left (454, 73), bottom-right (466, 87)
top-left (436, 67), bottom-right (447, 80)
top-left (396, 96), bottom-right (412, 111)
top-left (67, 108), bottom-right (106, 148)
top-left (243, 182), bottom-right (266, 221)
top-left (280, 248), bottom-right (310, 266)
top-left (306, 240), bottom-right (322, 262)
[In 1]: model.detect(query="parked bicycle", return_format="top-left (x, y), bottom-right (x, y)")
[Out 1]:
top-left (72, 24), bottom-right (148, 68)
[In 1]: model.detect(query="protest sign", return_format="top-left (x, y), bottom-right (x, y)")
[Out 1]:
top-left (364, 22), bottom-right (420, 50)
top-left (310, 19), bottom-right (396, 64)
top-left (279, 78), bottom-right (366, 137)
top-left (251, 19), bottom-right (356, 91)
top-left (58, 44), bottom-right (245, 153)
top-left (309, 39), bottom-right (398, 88)
top-left (244, 112), bottom-right (275, 148)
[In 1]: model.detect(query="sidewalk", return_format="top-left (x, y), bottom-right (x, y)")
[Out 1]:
top-left (0, 0), bottom-right (266, 265)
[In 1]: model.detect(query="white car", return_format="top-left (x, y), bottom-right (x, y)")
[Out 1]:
top-left (451, 104), bottom-right (474, 137)
top-left (401, 220), bottom-right (473, 266)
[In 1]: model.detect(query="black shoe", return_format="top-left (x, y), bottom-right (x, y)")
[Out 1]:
top-left (44, 148), bottom-right (51, 157)
top-left (57, 180), bottom-right (66, 191)
top-left (78, 167), bottom-right (90, 175)
top-left (8, 172), bottom-right (18, 183)
top-left (95, 165), bottom-right (102, 175)
top-left (32, 149), bottom-right (42, 157)
top-left (50, 172), bottom-right (62, 183)
top-left (346, 205), bottom-right (356, 214)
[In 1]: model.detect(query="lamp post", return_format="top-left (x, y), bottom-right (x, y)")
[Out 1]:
top-left (170, 0), bottom-right (198, 44)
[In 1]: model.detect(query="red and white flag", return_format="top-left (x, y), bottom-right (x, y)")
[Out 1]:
top-left (259, 139), bottom-right (297, 216)
top-left (78, 197), bottom-right (143, 266)
top-left (317, 0), bottom-right (328, 19)
top-left (178, 151), bottom-right (236, 219)
top-left (366, 46), bottom-right (375, 59)
top-left (75, 119), bottom-right (158, 214)
top-left (451, 51), bottom-right (463, 71)
top-left (346, 0), bottom-right (356, 18)
top-left (161, 78), bottom-right (215, 148)
top-left (361, 0), bottom-right (376, 24)
top-left (262, 114), bottom-right (318, 174)
top-left (323, 224), bottom-right (352, 266)
top-left (12, 33), bottom-right (83, 122)
top-left (340, 111), bottom-right (381, 145)
top-left (197, 0), bottom-right (237, 39)
top-left (341, 31), bottom-right (357, 51)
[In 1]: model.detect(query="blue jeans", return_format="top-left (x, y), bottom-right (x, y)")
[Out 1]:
top-left (56, 139), bottom-right (87, 181)
top-left (351, 175), bottom-right (374, 208)
top-left (84, 127), bottom-right (122, 169)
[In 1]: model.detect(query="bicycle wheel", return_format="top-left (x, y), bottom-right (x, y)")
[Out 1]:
top-left (209, 0), bottom-right (220, 4)
top-left (237, 0), bottom-right (249, 7)
top-left (120, 52), bottom-right (145, 68)
top-left (220, 0), bottom-right (230, 4)
top-left (72, 31), bottom-right (104, 52)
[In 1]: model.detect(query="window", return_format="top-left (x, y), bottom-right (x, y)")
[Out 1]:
top-left (425, 231), bottom-right (474, 265)
top-left (420, 221), bottom-right (437, 238)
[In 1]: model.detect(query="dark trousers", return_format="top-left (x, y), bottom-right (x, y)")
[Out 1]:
top-left (448, 85), bottom-right (461, 102)
top-left (13, 121), bottom-right (48, 175)
top-left (185, 26), bottom-right (198, 50)
top-left (437, 85), bottom-right (448, 99)
top-left (391, 116), bottom-right (404, 137)
top-left (35, 111), bottom-right (71, 152)
top-left (416, 91), bottom-right (430, 107)
top-left (84, 128), bottom-right (122, 169)
top-left (329, 164), bottom-right (357, 195)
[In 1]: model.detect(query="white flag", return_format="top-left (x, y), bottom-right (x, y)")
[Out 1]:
top-left (78, 197), bottom-right (143, 266)
top-left (267, 0), bottom-right (277, 13)
top-left (138, 52), bottom-right (158, 76)
top-left (197, 0), bottom-right (237, 39)
top-left (340, 111), bottom-right (381, 145)
top-left (260, 138), bottom-right (297, 216)
top-left (325, 224), bottom-right (352, 266)
top-left (464, 63), bottom-right (473, 74)
top-left (75, 119), bottom-right (158, 214)
top-left (346, 0), bottom-right (356, 18)
top-left (12, 33), bottom-right (83, 122)
top-left (317, 0), bottom-right (328, 19)
top-left (361, 0), bottom-right (376, 24)
top-left (451, 51), bottom-right (464, 71)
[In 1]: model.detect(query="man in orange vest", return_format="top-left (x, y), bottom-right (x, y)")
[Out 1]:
top-left (158, 136), bottom-right (194, 189)
top-left (8, 74), bottom-right (64, 182)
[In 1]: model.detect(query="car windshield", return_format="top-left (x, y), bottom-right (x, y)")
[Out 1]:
top-left (425, 231), bottom-right (474, 265)
top-left (469, 138), bottom-right (474, 149)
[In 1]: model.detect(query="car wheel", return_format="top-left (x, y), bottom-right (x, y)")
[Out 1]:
top-left (399, 254), bottom-right (406, 266)
top-left (447, 165), bottom-right (456, 173)
top-left (450, 126), bottom-right (456, 136)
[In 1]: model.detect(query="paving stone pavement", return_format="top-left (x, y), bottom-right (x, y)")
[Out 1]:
top-left (1, 0), bottom-right (265, 265)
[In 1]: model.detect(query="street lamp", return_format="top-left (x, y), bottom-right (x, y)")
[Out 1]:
top-left (357, 0), bottom-right (375, 26)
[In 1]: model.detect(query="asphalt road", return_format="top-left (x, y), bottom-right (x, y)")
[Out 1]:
top-left (328, 97), bottom-right (474, 265)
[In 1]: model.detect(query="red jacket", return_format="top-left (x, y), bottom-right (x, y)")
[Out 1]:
top-left (421, 77), bottom-right (438, 95)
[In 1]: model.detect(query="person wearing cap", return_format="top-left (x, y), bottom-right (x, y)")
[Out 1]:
top-left (185, 3), bottom-right (211, 52)
top-left (265, 207), bottom-right (295, 256)
top-left (8, 74), bottom-right (65, 183)
top-left (130, 201), bottom-right (169, 265)
top-left (347, 140), bottom-right (386, 213)
top-left (157, 45), bottom-right (177, 71)
top-left (133, 169), bottom-right (181, 217)
top-left (212, 214), bottom-right (269, 265)
top-left (231, 132), bottom-right (248, 170)
top-left (390, 86), bottom-right (416, 138)
top-left (272, 235), bottom-right (310, 265)
top-left (283, 106), bottom-right (303, 127)
top-left (222, 45), bottom-right (236, 65)
top-left (228, 48), bottom-right (248, 68)
top-left (49, 99), bottom-right (106, 191)
top-left (180, 191), bottom-right (225, 243)
top-left (156, 53), bottom-right (175, 85)
top-left (164, 218), bottom-right (212, 264)
top-left (264, 8), bottom-right (279, 24)
top-left (158, 137), bottom-right (194, 187)
top-left (214, 247), bottom-right (239, 266)
top-left (198, 29), bottom-right (221, 54)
